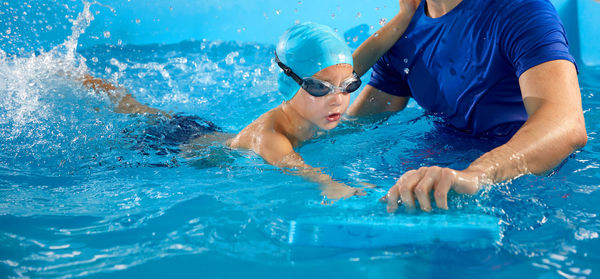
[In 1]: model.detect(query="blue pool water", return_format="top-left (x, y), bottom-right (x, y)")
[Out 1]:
top-left (1, 2), bottom-right (600, 279)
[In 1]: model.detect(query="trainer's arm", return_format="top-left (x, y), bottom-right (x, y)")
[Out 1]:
top-left (346, 85), bottom-right (409, 117)
top-left (353, 0), bottom-right (420, 76)
top-left (383, 60), bottom-right (587, 212)
top-left (347, 0), bottom-right (418, 118)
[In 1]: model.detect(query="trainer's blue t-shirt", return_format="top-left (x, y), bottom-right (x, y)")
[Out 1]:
top-left (368, 0), bottom-right (576, 137)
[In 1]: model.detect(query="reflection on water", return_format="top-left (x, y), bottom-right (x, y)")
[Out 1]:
top-left (0, 2), bottom-right (599, 279)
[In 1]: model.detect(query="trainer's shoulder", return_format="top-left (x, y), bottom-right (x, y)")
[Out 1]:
top-left (494, 0), bottom-right (556, 15)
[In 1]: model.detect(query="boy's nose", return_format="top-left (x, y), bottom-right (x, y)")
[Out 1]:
top-left (328, 91), bottom-right (344, 106)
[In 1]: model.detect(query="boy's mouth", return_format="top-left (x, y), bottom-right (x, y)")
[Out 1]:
top-left (327, 113), bottom-right (341, 122)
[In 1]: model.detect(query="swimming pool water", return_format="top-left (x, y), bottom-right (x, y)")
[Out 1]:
top-left (1, 3), bottom-right (599, 279)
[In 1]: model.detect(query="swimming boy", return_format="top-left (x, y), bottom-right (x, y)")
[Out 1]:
top-left (83, 22), bottom-right (365, 200)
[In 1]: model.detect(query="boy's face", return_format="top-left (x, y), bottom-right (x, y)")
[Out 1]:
top-left (294, 64), bottom-right (354, 130)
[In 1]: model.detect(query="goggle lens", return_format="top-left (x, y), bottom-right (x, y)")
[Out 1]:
top-left (302, 75), bottom-right (362, 97)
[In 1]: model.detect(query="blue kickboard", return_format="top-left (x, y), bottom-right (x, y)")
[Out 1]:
top-left (288, 214), bottom-right (500, 249)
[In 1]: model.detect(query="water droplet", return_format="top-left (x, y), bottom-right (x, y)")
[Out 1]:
top-left (379, 18), bottom-right (387, 26)
top-left (135, 18), bottom-right (140, 24)
top-left (334, 28), bottom-right (338, 33)
top-left (275, 9), bottom-right (281, 15)
top-left (45, 25), bottom-right (52, 31)
top-left (403, 58), bottom-right (408, 63)
top-left (5, 28), bottom-right (10, 34)
top-left (294, 8), bottom-right (298, 13)
top-left (404, 68), bottom-right (410, 74)
top-left (331, 13), bottom-right (336, 18)
top-left (225, 51), bottom-right (239, 65)
top-left (295, 20), bottom-right (300, 25)
top-left (374, 33), bottom-right (379, 37)
top-left (375, 7), bottom-right (380, 11)
top-left (298, 1), bottom-right (302, 5)
top-left (169, 6), bottom-right (173, 11)
top-left (103, 31), bottom-right (110, 38)
top-left (91, 57), bottom-right (98, 63)
top-left (352, 36), bottom-right (358, 42)
top-left (355, 12), bottom-right (361, 18)
top-left (117, 39), bottom-right (122, 45)
top-left (240, 57), bottom-right (246, 64)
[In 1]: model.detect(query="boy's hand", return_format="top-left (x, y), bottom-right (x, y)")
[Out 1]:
top-left (321, 182), bottom-right (366, 201)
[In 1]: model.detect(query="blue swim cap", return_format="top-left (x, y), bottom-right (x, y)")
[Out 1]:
top-left (276, 22), bottom-right (353, 101)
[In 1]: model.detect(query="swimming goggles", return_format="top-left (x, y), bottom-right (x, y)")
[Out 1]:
top-left (274, 52), bottom-right (362, 97)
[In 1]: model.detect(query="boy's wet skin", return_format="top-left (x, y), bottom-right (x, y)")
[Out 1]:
top-left (83, 24), bottom-right (364, 201)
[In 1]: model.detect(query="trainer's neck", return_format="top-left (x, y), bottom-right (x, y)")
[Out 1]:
top-left (425, 0), bottom-right (463, 18)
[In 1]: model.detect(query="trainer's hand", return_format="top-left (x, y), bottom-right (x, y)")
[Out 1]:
top-left (381, 166), bottom-right (481, 212)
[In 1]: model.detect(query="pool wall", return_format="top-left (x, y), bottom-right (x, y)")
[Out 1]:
top-left (1, 0), bottom-right (598, 68)
top-left (83, 0), bottom-right (600, 68)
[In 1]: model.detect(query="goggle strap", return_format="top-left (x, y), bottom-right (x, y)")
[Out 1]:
top-left (274, 51), bottom-right (304, 86)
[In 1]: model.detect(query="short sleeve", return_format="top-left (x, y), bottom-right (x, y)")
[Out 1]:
top-left (367, 53), bottom-right (411, 97)
top-left (499, 0), bottom-right (577, 77)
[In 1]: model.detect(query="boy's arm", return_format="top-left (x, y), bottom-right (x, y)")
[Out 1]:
top-left (353, 0), bottom-right (420, 77)
top-left (258, 132), bottom-right (363, 200)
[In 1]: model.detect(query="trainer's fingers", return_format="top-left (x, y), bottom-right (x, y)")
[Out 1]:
top-left (414, 175), bottom-right (435, 212)
top-left (399, 171), bottom-right (422, 209)
top-left (386, 185), bottom-right (401, 213)
top-left (434, 173), bottom-right (452, 210)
